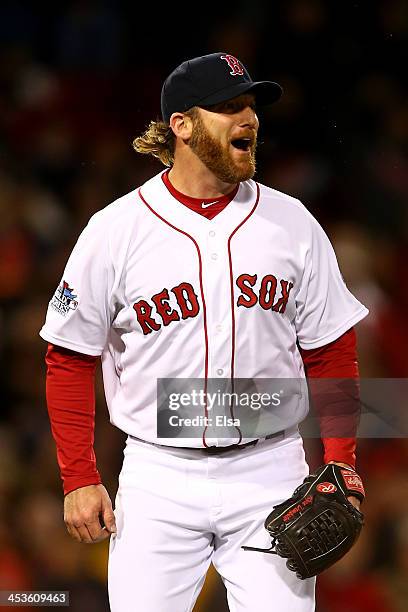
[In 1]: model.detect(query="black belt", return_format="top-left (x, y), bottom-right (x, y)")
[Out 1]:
top-left (184, 430), bottom-right (285, 455)
top-left (130, 430), bottom-right (285, 454)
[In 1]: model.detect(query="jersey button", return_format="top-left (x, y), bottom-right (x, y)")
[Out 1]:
top-left (216, 368), bottom-right (224, 376)
top-left (209, 230), bottom-right (216, 237)
top-left (216, 325), bottom-right (222, 333)
top-left (211, 253), bottom-right (218, 260)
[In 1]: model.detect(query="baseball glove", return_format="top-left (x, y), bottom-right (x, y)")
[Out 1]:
top-left (242, 464), bottom-right (365, 579)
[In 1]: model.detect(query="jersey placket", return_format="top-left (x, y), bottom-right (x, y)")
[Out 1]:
top-left (197, 224), bottom-right (240, 446)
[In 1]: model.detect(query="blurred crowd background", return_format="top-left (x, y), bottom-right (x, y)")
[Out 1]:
top-left (0, 0), bottom-right (407, 610)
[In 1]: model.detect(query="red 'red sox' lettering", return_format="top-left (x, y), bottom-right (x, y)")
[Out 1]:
top-left (134, 275), bottom-right (294, 334)
top-left (171, 282), bottom-right (200, 319)
top-left (236, 274), bottom-right (258, 307)
top-left (236, 273), bottom-right (294, 314)
top-left (259, 275), bottom-right (278, 309)
top-left (133, 282), bottom-right (199, 335)
top-left (273, 280), bottom-right (294, 313)
top-left (133, 300), bottom-right (162, 335)
top-left (152, 289), bottom-right (180, 326)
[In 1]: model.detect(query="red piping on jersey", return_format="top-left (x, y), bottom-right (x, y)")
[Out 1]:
top-left (137, 188), bottom-right (210, 446)
top-left (227, 182), bottom-right (261, 444)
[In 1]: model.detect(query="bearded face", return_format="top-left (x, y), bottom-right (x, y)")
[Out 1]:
top-left (187, 105), bottom-right (258, 184)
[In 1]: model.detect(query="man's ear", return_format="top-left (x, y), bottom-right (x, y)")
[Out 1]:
top-left (170, 112), bottom-right (194, 141)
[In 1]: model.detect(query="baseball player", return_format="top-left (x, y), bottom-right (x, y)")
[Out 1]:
top-left (40, 52), bottom-right (369, 611)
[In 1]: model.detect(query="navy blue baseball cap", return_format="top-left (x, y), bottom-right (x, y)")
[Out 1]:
top-left (161, 52), bottom-right (283, 123)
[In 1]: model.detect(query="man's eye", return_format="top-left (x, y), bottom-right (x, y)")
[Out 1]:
top-left (209, 99), bottom-right (255, 113)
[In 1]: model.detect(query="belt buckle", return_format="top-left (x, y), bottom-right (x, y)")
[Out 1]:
top-left (202, 446), bottom-right (228, 455)
top-left (203, 440), bottom-right (258, 454)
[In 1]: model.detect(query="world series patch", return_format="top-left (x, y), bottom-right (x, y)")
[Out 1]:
top-left (50, 281), bottom-right (78, 316)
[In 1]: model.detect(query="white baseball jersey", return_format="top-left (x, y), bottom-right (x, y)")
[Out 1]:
top-left (39, 170), bottom-right (369, 446)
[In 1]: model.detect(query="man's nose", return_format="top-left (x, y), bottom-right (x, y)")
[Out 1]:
top-left (238, 107), bottom-right (259, 129)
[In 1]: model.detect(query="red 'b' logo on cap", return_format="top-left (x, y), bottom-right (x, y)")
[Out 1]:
top-left (220, 54), bottom-right (244, 76)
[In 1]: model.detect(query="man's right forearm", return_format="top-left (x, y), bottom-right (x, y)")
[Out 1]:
top-left (45, 343), bottom-right (102, 495)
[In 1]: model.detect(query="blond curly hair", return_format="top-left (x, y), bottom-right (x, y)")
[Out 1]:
top-left (132, 108), bottom-right (198, 167)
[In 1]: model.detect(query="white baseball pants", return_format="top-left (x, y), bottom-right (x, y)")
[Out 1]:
top-left (108, 430), bottom-right (315, 611)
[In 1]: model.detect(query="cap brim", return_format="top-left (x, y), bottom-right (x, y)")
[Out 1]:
top-left (197, 80), bottom-right (283, 108)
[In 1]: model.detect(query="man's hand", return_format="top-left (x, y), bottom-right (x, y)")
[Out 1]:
top-left (64, 484), bottom-right (117, 543)
top-left (328, 461), bottom-right (362, 511)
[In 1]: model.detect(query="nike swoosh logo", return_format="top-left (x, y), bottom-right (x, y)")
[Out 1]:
top-left (201, 201), bottom-right (219, 208)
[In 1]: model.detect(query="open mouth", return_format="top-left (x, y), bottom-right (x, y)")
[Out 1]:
top-left (231, 138), bottom-right (252, 152)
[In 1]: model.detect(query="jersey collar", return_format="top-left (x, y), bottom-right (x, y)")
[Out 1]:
top-left (161, 170), bottom-right (239, 220)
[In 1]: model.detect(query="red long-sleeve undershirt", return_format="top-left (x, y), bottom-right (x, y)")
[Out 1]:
top-left (45, 328), bottom-right (360, 494)
top-left (45, 344), bottom-right (101, 495)
top-left (299, 328), bottom-right (360, 468)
